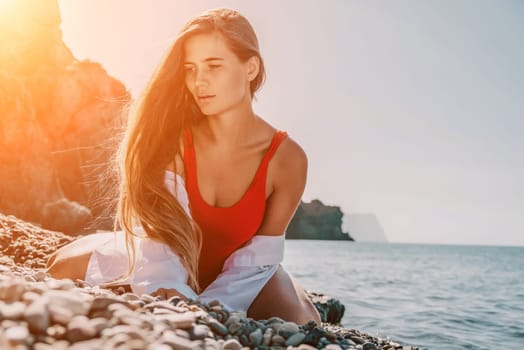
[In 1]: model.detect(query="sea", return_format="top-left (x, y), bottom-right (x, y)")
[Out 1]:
top-left (281, 241), bottom-right (524, 350)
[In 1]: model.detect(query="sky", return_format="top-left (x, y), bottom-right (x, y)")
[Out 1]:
top-left (56, 0), bottom-right (524, 246)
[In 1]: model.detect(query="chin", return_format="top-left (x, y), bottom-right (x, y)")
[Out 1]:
top-left (199, 107), bottom-right (219, 116)
top-left (199, 104), bottom-right (231, 117)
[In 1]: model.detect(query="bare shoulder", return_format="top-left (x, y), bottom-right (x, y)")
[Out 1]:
top-left (258, 117), bottom-right (307, 171)
top-left (273, 134), bottom-right (308, 174)
top-left (267, 134), bottom-right (308, 194)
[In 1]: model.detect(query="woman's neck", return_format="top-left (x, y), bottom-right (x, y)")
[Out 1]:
top-left (199, 102), bottom-right (260, 149)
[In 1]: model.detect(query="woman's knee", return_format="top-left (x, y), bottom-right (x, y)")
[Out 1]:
top-left (46, 233), bottom-right (111, 280)
top-left (46, 246), bottom-right (92, 281)
top-left (248, 265), bottom-right (320, 324)
top-left (47, 253), bottom-right (92, 281)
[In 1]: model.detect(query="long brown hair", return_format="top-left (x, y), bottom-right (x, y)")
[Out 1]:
top-left (114, 8), bottom-right (266, 293)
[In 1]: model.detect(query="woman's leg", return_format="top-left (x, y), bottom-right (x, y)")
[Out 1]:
top-left (46, 248), bottom-right (92, 281)
top-left (46, 233), bottom-right (112, 281)
top-left (247, 265), bottom-right (321, 325)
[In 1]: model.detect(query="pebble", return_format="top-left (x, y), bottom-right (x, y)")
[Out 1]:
top-left (89, 317), bottom-right (108, 334)
top-left (249, 327), bottom-right (263, 345)
top-left (263, 328), bottom-right (274, 345)
top-left (67, 315), bottom-right (97, 342)
top-left (4, 325), bottom-right (30, 344)
top-left (208, 318), bottom-right (229, 336)
top-left (101, 324), bottom-right (147, 341)
top-left (286, 332), bottom-right (307, 346)
top-left (24, 298), bottom-right (49, 334)
top-left (277, 321), bottom-right (300, 337)
top-left (121, 292), bottom-right (140, 301)
top-left (140, 294), bottom-right (156, 303)
top-left (162, 330), bottom-right (200, 350)
top-left (0, 280), bottom-right (25, 302)
top-left (22, 291), bottom-right (41, 304)
top-left (158, 312), bottom-right (196, 329)
top-left (298, 345), bottom-right (318, 350)
top-left (147, 344), bottom-right (172, 350)
top-left (0, 301), bottom-right (26, 320)
top-left (362, 342), bottom-right (379, 350)
top-left (223, 338), bottom-right (243, 350)
top-left (227, 319), bottom-right (242, 334)
top-left (45, 290), bottom-right (91, 316)
top-left (90, 296), bottom-right (128, 312)
top-left (68, 338), bottom-right (105, 350)
top-left (176, 329), bottom-right (191, 339)
top-left (46, 324), bottom-right (67, 339)
top-left (350, 336), bottom-right (366, 344)
top-left (48, 303), bottom-right (74, 325)
top-left (190, 324), bottom-right (211, 340)
top-left (34, 270), bottom-right (47, 281)
top-left (272, 334), bottom-right (286, 345)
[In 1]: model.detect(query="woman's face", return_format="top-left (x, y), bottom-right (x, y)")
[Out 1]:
top-left (183, 32), bottom-right (255, 116)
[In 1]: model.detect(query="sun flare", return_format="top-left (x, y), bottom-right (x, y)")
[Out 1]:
top-left (0, 0), bottom-right (20, 16)
top-left (0, 0), bottom-right (29, 35)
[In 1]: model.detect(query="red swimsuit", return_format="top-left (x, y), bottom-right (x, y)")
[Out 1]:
top-left (183, 128), bottom-right (288, 289)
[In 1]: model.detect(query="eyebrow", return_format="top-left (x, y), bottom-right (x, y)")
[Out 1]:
top-left (183, 57), bottom-right (225, 65)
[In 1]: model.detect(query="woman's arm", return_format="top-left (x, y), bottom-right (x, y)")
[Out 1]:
top-left (256, 138), bottom-right (308, 236)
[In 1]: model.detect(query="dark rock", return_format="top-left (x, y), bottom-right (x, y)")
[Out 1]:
top-left (286, 200), bottom-right (354, 240)
top-left (249, 328), bottom-right (263, 345)
top-left (306, 290), bottom-right (346, 325)
top-left (363, 342), bottom-right (379, 350)
top-left (302, 327), bottom-right (326, 346)
top-left (285, 332), bottom-right (306, 346)
top-left (277, 321), bottom-right (299, 338)
top-left (208, 319), bottom-right (228, 336)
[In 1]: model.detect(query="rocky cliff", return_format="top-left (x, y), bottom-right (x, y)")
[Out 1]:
top-left (286, 200), bottom-right (354, 241)
top-left (0, 0), bottom-right (130, 234)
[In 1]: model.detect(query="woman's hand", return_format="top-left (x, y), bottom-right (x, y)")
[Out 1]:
top-left (150, 287), bottom-right (188, 301)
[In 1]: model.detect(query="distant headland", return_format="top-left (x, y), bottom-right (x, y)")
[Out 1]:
top-left (286, 200), bottom-right (354, 241)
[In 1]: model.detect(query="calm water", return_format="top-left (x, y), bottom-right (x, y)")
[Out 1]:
top-left (281, 241), bottom-right (524, 350)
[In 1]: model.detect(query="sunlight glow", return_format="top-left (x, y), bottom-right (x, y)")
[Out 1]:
top-left (0, 0), bottom-right (17, 12)
top-left (0, 0), bottom-right (32, 39)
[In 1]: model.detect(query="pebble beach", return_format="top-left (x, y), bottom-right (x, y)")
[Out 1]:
top-left (0, 214), bottom-right (418, 350)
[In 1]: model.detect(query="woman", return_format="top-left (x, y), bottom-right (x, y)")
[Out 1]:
top-left (46, 8), bottom-right (320, 325)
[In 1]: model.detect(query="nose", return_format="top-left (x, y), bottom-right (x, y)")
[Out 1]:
top-left (194, 69), bottom-right (209, 88)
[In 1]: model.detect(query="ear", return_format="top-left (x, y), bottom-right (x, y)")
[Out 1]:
top-left (246, 56), bottom-right (260, 82)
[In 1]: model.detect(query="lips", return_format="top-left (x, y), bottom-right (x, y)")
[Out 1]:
top-left (198, 95), bottom-right (215, 101)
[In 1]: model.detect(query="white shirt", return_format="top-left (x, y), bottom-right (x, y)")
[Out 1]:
top-left (85, 171), bottom-right (284, 312)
